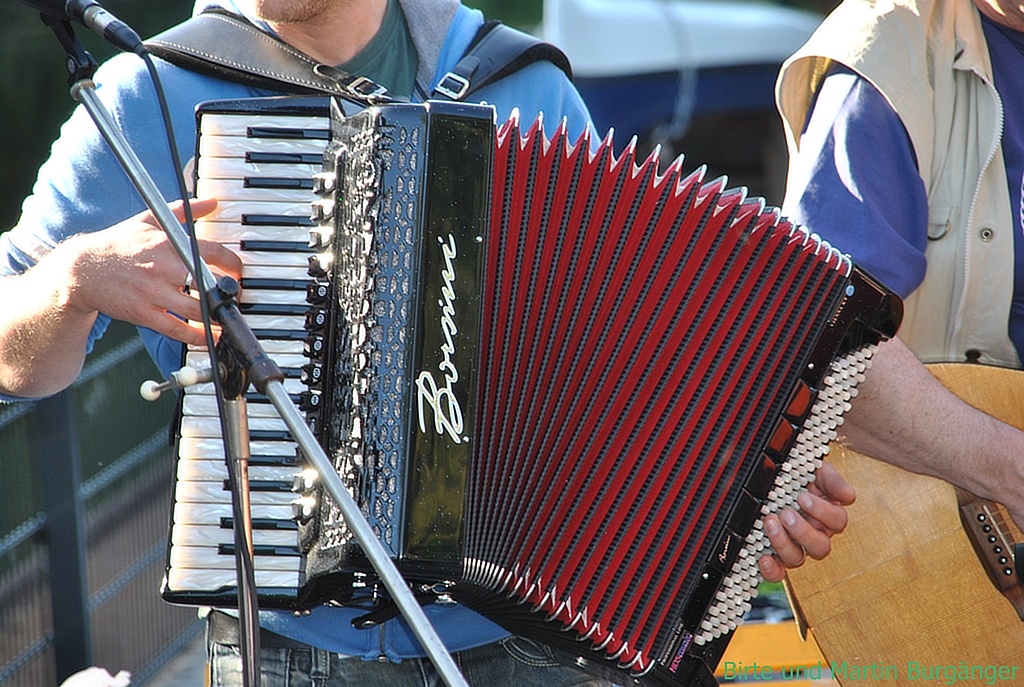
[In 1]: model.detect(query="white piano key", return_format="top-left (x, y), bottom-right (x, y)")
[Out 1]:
top-left (199, 178), bottom-right (315, 203)
top-left (196, 157), bottom-right (315, 180)
top-left (221, 339), bottom-right (307, 357)
top-left (181, 315), bottom-right (307, 339)
top-left (174, 501), bottom-right (296, 526)
top-left (165, 568), bottom-right (301, 592)
top-left (200, 135), bottom-right (326, 158)
top-left (198, 157), bottom-right (318, 180)
top-left (223, 247), bottom-right (313, 269)
top-left (175, 457), bottom-right (299, 483)
top-left (194, 219), bottom-right (311, 244)
top-left (239, 264), bottom-right (315, 281)
top-left (237, 314), bottom-right (308, 331)
top-left (203, 199), bottom-right (316, 223)
top-left (180, 415), bottom-right (290, 438)
top-left (175, 480), bottom-right (296, 506)
top-left (238, 289), bottom-right (311, 306)
top-left (271, 339), bottom-right (314, 355)
top-left (175, 458), bottom-right (299, 483)
top-left (180, 373), bottom-right (309, 397)
top-left (183, 352), bottom-right (310, 374)
top-left (171, 524), bottom-right (298, 548)
top-left (181, 395), bottom-right (288, 419)
top-left (200, 113), bottom-right (330, 135)
top-left (169, 545), bottom-right (300, 570)
top-left (177, 437), bottom-right (298, 459)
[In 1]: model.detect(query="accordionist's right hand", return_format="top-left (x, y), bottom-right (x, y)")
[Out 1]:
top-left (57, 197), bottom-right (242, 347)
top-left (0, 198), bottom-right (241, 399)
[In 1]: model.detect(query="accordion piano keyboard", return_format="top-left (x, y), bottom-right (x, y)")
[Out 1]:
top-left (164, 109), bottom-right (330, 602)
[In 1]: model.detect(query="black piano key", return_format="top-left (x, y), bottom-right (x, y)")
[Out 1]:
top-left (239, 302), bottom-right (310, 316)
top-left (221, 479), bottom-right (294, 492)
top-left (242, 215), bottom-right (315, 227)
top-left (248, 453), bottom-right (300, 467)
top-left (244, 177), bottom-right (315, 190)
top-left (240, 240), bottom-right (311, 253)
top-left (247, 151), bottom-right (323, 165)
top-left (251, 329), bottom-right (310, 341)
top-left (247, 126), bottom-right (329, 140)
top-left (241, 277), bottom-right (312, 291)
top-left (218, 543), bottom-right (301, 557)
top-left (220, 517), bottom-right (299, 531)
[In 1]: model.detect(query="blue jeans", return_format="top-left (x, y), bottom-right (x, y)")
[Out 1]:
top-left (207, 634), bottom-right (625, 686)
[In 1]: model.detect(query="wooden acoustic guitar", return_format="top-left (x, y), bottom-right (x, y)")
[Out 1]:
top-left (784, 363), bottom-right (1024, 684)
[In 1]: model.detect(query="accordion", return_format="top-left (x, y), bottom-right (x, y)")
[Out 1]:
top-left (163, 96), bottom-right (901, 686)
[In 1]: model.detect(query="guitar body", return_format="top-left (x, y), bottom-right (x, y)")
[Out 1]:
top-left (785, 363), bottom-right (1024, 684)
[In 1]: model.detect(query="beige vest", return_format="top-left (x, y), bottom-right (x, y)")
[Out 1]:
top-left (776, 0), bottom-right (1017, 367)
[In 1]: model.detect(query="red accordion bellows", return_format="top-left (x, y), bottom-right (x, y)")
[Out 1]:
top-left (466, 112), bottom-right (851, 672)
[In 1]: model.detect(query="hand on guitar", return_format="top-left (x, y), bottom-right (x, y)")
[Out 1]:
top-left (758, 461), bottom-right (857, 582)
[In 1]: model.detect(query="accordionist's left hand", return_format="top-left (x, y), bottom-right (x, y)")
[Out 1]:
top-left (757, 461), bottom-right (856, 582)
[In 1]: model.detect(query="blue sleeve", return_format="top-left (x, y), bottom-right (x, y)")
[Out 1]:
top-left (781, 66), bottom-right (929, 299)
top-left (3, 54), bottom-right (270, 384)
top-left (2, 53), bottom-right (190, 360)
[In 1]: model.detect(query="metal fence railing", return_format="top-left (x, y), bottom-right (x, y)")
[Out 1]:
top-left (0, 323), bottom-right (203, 686)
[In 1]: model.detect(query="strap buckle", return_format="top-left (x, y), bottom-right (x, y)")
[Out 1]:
top-left (345, 75), bottom-right (390, 101)
top-left (434, 71), bottom-right (471, 100)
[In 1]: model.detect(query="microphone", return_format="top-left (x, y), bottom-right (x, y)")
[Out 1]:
top-left (18, 0), bottom-right (144, 54)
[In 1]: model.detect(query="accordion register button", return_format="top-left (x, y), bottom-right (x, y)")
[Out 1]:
top-left (744, 455), bottom-right (780, 501)
top-left (726, 491), bottom-right (762, 537)
top-left (306, 281), bottom-right (331, 304)
top-left (680, 568), bottom-right (726, 631)
top-left (291, 496), bottom-right (316, 523)
top-left (764, 419), bottom-right (798, 462)
top-left (782, 381), bottom-right (816, 424)
top-left (312, 171), bottom-right (336, 194)
top-left (706, 529), bottom-right (744, 575)
top-left (305, 308), bottom-right (328, 331)
top-left (307, 254), bottom-right (331, 278)
top-left (309, 199), bottom-right (334, 223)
top-left (308, 227), bottom-right (333, 250)
top-left (304, 335), bottom-right (325, 357)
top-left (292, 468), bottom-right (318, 493)
top-left (299, 390), bottom-right (322, 411)
top-left (300, 363), bottom-right (324, 386)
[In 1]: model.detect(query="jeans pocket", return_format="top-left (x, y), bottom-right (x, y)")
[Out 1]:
top-left (498, 635), bottom-right (560, 668)
top-left (209, 643), bottom-right (297, 687)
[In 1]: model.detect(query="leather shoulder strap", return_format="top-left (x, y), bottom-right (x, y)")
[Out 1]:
top-left (144, 12), bottom-right (572, 104)
top-left (144, 11), bottom-right (397, 105)
top-left (432, 21), bottom-right (573, 101)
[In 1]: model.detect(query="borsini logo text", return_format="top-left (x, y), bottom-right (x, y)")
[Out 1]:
top-left (416, 233), bottom-right (467, 444)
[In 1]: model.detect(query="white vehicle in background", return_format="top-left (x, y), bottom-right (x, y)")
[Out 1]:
top-left (542, 0), bottom-right (823, 201)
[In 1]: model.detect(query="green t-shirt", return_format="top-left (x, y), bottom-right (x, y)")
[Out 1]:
top-left (338, 0), bottom-right (419, 99)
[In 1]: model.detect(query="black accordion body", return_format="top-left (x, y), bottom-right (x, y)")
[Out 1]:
top-left (164, 96), bottom-right (901, 686)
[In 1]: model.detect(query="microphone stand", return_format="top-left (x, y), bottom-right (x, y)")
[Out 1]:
top-left (41, 16), bottom-right (470, 687)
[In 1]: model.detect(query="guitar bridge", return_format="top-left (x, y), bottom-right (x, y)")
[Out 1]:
top-left (957, 488), bottom-right (1024, 620)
